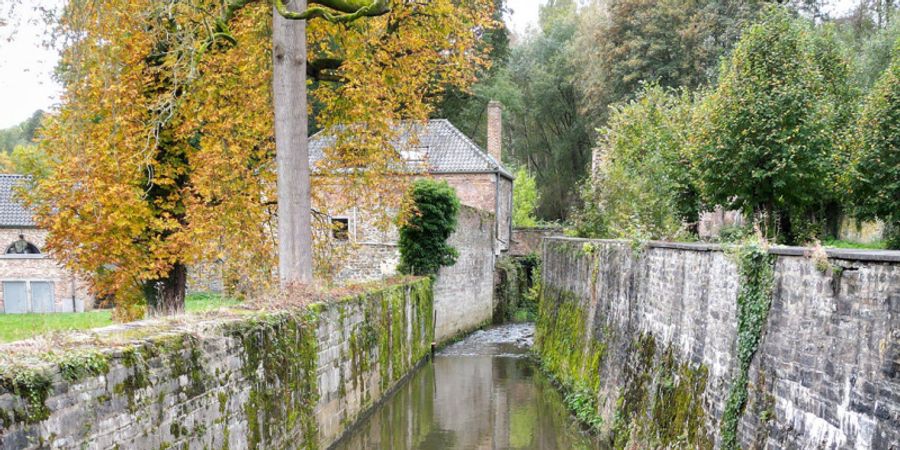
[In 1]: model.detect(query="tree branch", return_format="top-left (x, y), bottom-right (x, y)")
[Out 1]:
top-left (275, 0), bottom-right (390, 23)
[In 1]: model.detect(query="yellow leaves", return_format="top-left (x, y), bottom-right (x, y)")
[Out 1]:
top-left (30, 0), bottom-right (495, 306)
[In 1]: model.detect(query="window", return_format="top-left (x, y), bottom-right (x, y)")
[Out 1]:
top-left (332, 218), bottom-right (350, 241)
top-left (5, 234), bottom-right (40, 255)
top-left (2, 281), bottom-right (54, 314)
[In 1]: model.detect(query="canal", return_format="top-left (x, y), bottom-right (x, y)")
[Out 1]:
top-left (331, 323), bottom-right (600, 449)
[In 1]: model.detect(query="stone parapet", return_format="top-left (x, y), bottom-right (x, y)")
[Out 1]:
top-left (0, 278), bottom-right (434, 449)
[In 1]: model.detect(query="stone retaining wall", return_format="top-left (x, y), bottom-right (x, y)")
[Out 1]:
top-left (0, 278), bottom-right (433, 449)
top-left (433, 207), bottom-right (496, 343)
top-left (537, 237), bottom-right (899, 449)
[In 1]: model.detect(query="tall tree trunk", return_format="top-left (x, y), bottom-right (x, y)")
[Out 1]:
top-left (273, 0), bottom-right (314, 288)
top-left (144, 263), bottom-right (187, 316)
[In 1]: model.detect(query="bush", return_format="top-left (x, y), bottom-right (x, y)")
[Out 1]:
top-left (851, 39), bottom-right (900, 249)
top-left (398, 179), bottom-right (461, 276)
top-left (572, 84), bottom-right (697, 240)
top-left (512, 166), bottom-right (541, 228)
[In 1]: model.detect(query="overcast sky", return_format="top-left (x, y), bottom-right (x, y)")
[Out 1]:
top-left (0, 0), bottom-right (862, 128)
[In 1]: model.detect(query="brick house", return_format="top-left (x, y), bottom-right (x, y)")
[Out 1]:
top-left (0, 175), bottom-right (93, 314)
top-left (309, 102), bottom-right (514, 282)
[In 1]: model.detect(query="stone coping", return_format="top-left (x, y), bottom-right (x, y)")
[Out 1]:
top-left (546, 236), bottom-right (900, 263)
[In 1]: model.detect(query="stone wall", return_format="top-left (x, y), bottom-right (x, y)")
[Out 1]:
top-left (536, 237), bottom-right (899, 449)
top-left (433, 206), bottom-right (496, 343)
top-left (838, 217), bottom-right (885, 244)
top-left (332, 205), bottom-right (497, 344)
top-left (0, 228), bottom-right (93, 313)
top-left (333, 243), bottom-right (400, 284)
top-left (0, 278), bottom-right (433, 449)
top-left (509, 227), bottom-right (563, 257)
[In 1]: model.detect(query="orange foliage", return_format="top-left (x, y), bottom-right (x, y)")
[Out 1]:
top-left (25, 0), bottom-right (495, 315)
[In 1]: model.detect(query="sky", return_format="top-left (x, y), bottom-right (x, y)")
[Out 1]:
top-left (0, 0), bottom-right (862, 129)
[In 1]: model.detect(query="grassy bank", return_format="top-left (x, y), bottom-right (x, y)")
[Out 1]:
top-left (0, 293), bottom-right (240, 343)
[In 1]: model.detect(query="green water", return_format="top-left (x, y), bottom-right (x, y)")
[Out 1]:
top-left (331, 325), bottom-right (599, 449)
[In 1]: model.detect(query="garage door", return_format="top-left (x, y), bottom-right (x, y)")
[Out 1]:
top-left (3, 281), bottom-right (28, 314)
top-left (31, 282), bottom-right (54, 313)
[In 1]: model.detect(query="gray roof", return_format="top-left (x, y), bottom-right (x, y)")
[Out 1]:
top-left (308, 119), bottom-right (513, 179)
top-left (0, 175), bottom-right (34, 227)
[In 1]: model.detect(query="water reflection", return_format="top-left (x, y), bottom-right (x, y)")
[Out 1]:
top-left (331, 325), bottom-right (599, 450)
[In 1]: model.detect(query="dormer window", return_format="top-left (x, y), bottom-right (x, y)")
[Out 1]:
top-left (6, 234), bottom-right (40, 255)
top-left (400, 147), bottom-right (428, 163)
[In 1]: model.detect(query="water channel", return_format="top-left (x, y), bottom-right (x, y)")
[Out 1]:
top-left (332, 323), bottom-right (601, 449)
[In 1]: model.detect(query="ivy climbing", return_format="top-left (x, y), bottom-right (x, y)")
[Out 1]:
top-left (720, 239), bottom-right (776, 449)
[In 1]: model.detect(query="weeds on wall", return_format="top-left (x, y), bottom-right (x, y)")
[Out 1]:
top-left (720, 236), bottom-right (776, 449)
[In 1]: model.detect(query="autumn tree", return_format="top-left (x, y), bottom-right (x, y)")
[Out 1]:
top-left (29, 0), bottom-right (495, 318)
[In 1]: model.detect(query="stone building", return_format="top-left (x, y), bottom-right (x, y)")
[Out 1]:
top-left (309, 102), bottom-right (514, 282)
top-left (0, 175), bottom-right (93, 313)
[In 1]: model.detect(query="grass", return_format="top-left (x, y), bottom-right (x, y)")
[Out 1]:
top-left (821, 239), bottom-right (887, 250)
top-left (0, 293), bottom-right (241, 344)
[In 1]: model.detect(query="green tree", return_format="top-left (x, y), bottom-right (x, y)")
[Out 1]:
top-left (0, 110), bottom-right (43, 154)
top-left (574, 0), bottom-right (761, 126)
top-left (7, 145), bottom-right (50, 179)
top-left (512, 166), bottom-right (540, 228)
top-left (573, 85), bottom-right (697, 239)
top-left (398, 180), bottom-right (461, 276)
top-left (502, 0), bottom-right (592, 221)
top-left (691, 7), bottom-right (844, 244)
top-left (439, 0), bottom-right (591, 222)
top-left (434, 0), bottom-right (510, 141)
top-left (852, 39), bottom-right (900, 249)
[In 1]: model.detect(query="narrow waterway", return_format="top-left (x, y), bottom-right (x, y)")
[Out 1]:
top-left (331, 323), bottom-right (600, 449)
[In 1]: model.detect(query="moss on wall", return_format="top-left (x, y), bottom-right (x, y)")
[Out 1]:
top-left (226, 312), bottom-right (320, 449)
top-left (534, 284), bottom-right (605, 431)
top-left (0, 278), bottom-right (434, 449)
top-left (535, 243), bottom-right (713, 449)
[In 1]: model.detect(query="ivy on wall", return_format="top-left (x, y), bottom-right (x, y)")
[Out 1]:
top-left (398, 179), bottom-right (461, 276)
top-left (720, 239), bottom-right (776, 449)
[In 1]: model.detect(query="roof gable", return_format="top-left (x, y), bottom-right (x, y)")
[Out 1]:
top-left (308, 119), bottom-right (512, 179)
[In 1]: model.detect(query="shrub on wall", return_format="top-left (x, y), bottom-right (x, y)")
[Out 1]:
top-left (398, 179), bottom-right (461, 276)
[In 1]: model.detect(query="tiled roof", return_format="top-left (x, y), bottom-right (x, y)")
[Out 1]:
top-left (308, 119), bottom-right (513, 179)
top-left (0, 175), bottom-right (34, 227)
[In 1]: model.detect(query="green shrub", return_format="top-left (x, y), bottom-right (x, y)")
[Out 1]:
top-left (851, 39), bottom-right (900, 249)
top-left (572, 84), bottom-right (697, 240)
top-left (512, 166), bottom-right (541, 228)
top-left (398, 179), bottom-right (461, 276)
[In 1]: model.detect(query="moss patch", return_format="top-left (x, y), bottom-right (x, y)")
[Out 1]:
top-left (535, 243), bottom-right (713, 449)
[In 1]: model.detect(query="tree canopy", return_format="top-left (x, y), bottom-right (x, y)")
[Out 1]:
top-left (852, 39), bottom-right (900, 248)
top-left (26, 0), bottom-right (495, 318)
top-left (691, 7), bottom-right (852, 243)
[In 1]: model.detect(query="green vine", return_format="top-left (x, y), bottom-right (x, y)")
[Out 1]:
top-left (0, 368), bottom-right (52, 423)
top-left (720, 239), bottom-right (775, 449)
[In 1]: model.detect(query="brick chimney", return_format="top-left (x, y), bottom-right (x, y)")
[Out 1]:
top-left (487, 100), bottom-right (502, 164)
